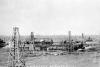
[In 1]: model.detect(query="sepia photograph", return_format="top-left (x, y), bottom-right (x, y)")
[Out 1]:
top-left (0, 0), bottom-right (100, 67)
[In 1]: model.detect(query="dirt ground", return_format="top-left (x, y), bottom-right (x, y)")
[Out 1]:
top-left (0, 48), bottom-right (100, 67)
top-left (26, 52), bottom-right (100, 67)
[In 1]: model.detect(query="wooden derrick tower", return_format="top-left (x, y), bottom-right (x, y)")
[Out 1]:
top-left (68, 31), bottom-right (71, 45)
top-left (30, 32), bottom-right (35, 53)
top-left (30, 32), bottom-right (34, 41)
top-left (8, 27), bottom-right (26, 67)
top-left (82, 33), bottom-right (84, 44)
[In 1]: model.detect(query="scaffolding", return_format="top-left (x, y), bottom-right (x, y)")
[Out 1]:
top-left (8, 27), bottom-right (26, 67)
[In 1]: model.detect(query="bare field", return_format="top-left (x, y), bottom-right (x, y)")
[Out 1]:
top-left (26, 52), bottom-right (100, 67)
top-left (0, 48), bottom-right (100, 67)
top-left (0, 48), bottom-right (9, 67)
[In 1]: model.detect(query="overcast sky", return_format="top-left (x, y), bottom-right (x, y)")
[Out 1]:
top-left (0, 0), bottom-right (100, 35)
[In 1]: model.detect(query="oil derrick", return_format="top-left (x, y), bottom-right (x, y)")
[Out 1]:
top-left (8, 27), bottom-right (26, 67)
top-left (68, 31), bottom-right (72, 52)
top-left (30, 32), bottom-right (34, 41)
top-left (68, 31), bottom-right (71, 45)
top-left (82, 33), bottom-right (84, 44)
top-left (30, 32), bottom-right (35, 53)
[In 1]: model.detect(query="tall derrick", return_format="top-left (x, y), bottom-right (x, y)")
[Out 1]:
top-left (8, 27), bottom-right (26, 67)
top-left (68, 31), bottom-right (71, 45)
top-left (29, 32), bottom-right (35, 53)
top-left (82, 33), bottom-right (84, 44)
top-left (30, 32), bottom-right (34, 41)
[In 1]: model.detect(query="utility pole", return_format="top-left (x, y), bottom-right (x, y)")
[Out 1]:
top-left (8, 27), bottom-right (26, 67)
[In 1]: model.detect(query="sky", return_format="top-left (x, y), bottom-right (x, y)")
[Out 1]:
top-left (0, 0), bottom-right (100, 35)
